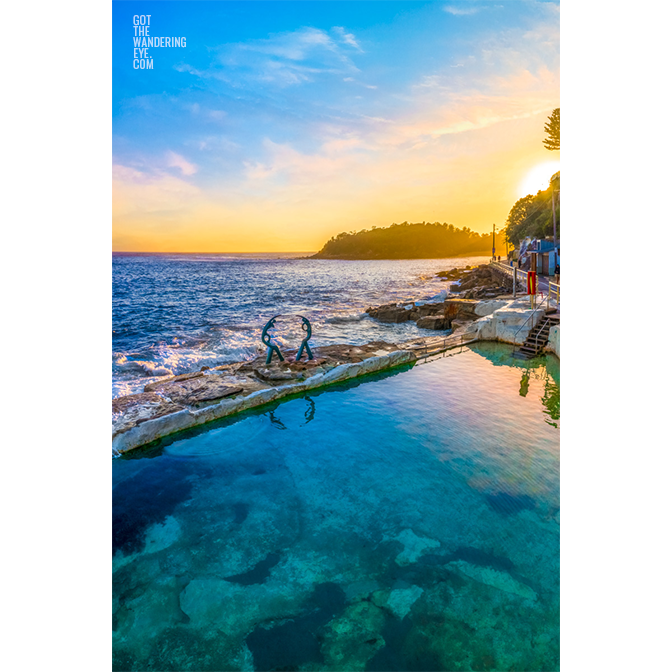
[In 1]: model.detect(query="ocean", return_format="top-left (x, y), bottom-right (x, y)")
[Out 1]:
top-left (112, 253), bottom-right (490, 397)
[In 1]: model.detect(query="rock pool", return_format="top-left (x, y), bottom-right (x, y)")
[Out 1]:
top-left (113, 342), bottom-right (559, 671)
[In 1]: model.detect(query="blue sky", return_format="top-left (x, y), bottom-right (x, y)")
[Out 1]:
top-left (112, 1), bottom-right (559, 251)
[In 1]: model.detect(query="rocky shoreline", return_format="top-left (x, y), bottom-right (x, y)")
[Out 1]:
top-left (365, 263), bottom-right (516, 332)
top-left (112, 263), bottom-right (557, 456)
top-left (436, 263), bottom-right (515, 299)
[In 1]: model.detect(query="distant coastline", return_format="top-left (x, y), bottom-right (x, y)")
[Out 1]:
top-left (112, 251), bottom-right (318, 258)
top-left (309, 250), bottom-right (494, 261)
top-left (311, 222), bottom-right (506, 260)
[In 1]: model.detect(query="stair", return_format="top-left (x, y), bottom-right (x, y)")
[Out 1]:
top-left (512, 309), bottom-right (560, 359)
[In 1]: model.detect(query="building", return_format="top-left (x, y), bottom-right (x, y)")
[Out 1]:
top-left (517, 237), bottom-right (559, 276)
top-left (528, 238), bottom-right (559, 276)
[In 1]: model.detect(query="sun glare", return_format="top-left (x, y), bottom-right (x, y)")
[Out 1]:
top-left (518, 161), bottom-right (561, 199)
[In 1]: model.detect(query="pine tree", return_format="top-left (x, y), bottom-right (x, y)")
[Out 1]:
top-left (543, 108), bottom-right (560, 151)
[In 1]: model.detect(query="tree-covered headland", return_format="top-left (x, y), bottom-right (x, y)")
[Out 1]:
top-left (311, 222), bottom-right (507, 260)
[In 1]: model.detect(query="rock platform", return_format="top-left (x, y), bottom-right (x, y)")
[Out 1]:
top-left (113, 280), bottom-right (558, 456)
top-left (113, 342), bottom-right (420, 456)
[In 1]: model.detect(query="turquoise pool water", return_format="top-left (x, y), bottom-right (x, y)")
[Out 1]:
top-left (113, 343), bottom-right (559, 671)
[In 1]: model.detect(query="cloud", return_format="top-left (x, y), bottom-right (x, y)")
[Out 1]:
top-left (244, 27), bottom-right (335, 61)
top-left (443, 5), bottom-right (480, 16)
top-left (333, 26), bottom-right (363, 51)
top-left (243, 138), bottom-right (357, 186)
top-left (177, 26), bottom-right (363, 89)
top-left (166, 151), bottom-right (198, 176)
top-left (113, 164), bottom-right (201, 218)
top-left (443, 5), bottom-right (504, 16)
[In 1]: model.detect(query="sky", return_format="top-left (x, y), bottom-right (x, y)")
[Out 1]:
top-left (112, 0), bottom-right (559, 252)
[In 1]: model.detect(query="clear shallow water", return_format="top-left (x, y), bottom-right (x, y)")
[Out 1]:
top-left (112, 253), bottom-right (489, 397)
top-left (113, 343), bottom-right (559, 671)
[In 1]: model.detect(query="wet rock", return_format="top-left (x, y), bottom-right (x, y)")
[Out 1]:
top-left (253, 367), bottom-right (299, 382)
top-left (416, 316), bottom-right (448, 330)
top-left (112, 392), bottom-right (184, 433)
top-left (441, 300), bottom-right (480, 327)
top-left (184, 382), bottom-right (243, 405)
top-left (374, 305), bottom-right (412, 323)
top-left (144, 371), bottom-right (204, 392)
top-left (436, 267), bottom-right (470, 280)
top-left (159, 377), bottom-right (243, 406)
top-left (448, 264), bottom-right (515, 298)
top-left (415, 303), bottom-right (444, 318)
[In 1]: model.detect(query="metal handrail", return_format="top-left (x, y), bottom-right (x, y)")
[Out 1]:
top-left (511, 292), bottom-right (549, 345)
top-left (549, 281), bottom-right (560, 304)
top-left (490, 260), bottom-right (527, 288)
top-left (491, 260), bottom-right (561, 307)
top-left (407, 331), bottom-right (475, 360)
top-left (527, 313), bottom-right (557, 352)
top-left (490, 260), bottom-right (559, 354)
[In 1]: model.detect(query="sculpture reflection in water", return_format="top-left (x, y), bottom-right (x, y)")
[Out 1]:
top-left (268, 396), bottom-right (316, 430)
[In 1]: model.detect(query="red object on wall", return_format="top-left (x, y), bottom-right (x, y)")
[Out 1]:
top-left (527, 271), bottom-right (537, 295)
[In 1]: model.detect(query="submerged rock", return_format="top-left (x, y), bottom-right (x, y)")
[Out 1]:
top-left (322, 601), bottom-right (386, 670)
top-left (448, 560), bottom-right (537, 601)
top-left (372, 585), bottom-right (424, 620)
top-left (179, 578), bottom-right (306, 640)
top-left (393, 529), bottom-right (441, 566)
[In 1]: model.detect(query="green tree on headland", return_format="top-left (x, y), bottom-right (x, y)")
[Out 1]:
top-left (543, 108), bottom-right (560, 151)
top-left (504, 172), bottom-right (560, 244)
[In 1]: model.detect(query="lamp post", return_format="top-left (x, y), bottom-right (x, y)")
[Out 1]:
top-left (492, 223), bottom-right (496, 260)
top-left (551, 173), bottom-right (559, 281)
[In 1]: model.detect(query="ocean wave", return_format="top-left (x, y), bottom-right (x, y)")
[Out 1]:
top-left (118, 359), bottom-right (174, 377)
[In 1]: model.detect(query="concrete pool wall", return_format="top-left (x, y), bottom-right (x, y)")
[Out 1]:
top-left (112, 297), bottom-right (559, 456)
